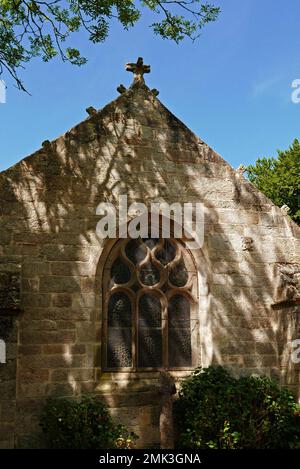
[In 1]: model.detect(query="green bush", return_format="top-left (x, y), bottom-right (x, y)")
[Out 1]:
top-left (174, 366), bottom-right (300, 449)
top-left (40, 395), bottom-right (138, 449)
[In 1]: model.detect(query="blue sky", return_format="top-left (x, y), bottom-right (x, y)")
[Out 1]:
top-left (0, 0), bottom-right (300, 172)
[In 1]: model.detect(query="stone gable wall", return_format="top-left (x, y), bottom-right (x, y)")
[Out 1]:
top-left (0, 86), bottom-right (299, 447)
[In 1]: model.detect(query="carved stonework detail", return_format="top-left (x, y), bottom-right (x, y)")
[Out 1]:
top-left (236, 164), bottom-right (246, 176)
top-left (117, 84), bottom-right (127, 94)
top-left (272, 264), bottom-right (300, 309)
top-left (278, 264), bottom-right (300, 299)
top-left (242, 236), bottom-right (253, 251)
top-left (86, 106), bottom-right (97, 116)
top-left (281, 204), bottom-right (291, 215)
top-left (151, 88), bottom-right (159, 97)
top-left (42, 140), bottom-right (51, 149)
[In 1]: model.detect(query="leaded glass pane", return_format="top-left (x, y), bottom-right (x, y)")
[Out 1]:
top-left (107, 329), bottom-right (132, 368)
top-left (138, 328), bottom-right (162, 368)
top-left (155, 240), bottom-right (176, 265)
top-left (168, 294), bottom-right (190, 321)
top-left (169, 259), bottom-right (188, 287)
top-left (111, 258), bottom-right (131, 284)
top-left (108, 292), bottom-right (132, 327)
top-left (139, 262), bottom-right (160, 286)
top-left (125, 239), bottom-right (147, 265)
top-left (168, 294), bottom-right (191, 367)
top-left (139, 293), bottom-right (161, 327)
top-left (168, 328), bottom-right (191, 367)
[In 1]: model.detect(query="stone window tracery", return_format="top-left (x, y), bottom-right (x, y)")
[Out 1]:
top-left (103, 236), bottom-right (198, 371)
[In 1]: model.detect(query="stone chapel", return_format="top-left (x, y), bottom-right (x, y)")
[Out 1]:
top-left (0, 58), bottom-right (299, 448)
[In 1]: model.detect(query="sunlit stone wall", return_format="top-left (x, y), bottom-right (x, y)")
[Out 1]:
top-left (0, 84), bottom-right (299, 447)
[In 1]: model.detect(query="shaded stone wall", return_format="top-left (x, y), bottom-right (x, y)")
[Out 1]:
top-left (0, 261), bottom-right (21, 448)
top-left (0, 84), bottom-right (299, 447)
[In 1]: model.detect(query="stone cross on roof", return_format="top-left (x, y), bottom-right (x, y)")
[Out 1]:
top-left (125, 57), bottom-right (150, 86)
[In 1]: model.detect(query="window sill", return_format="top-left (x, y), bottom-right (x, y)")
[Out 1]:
top-left (96, 369), bottom-right (193, 394)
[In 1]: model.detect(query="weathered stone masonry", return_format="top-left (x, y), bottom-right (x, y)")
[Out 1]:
top-left (0, 59), bottom-right (299, 448)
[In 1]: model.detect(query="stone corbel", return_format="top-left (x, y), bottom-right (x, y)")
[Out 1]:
top-left (271, 263), bottom-right (300, 310)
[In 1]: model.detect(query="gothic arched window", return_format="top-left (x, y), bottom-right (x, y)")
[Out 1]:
top-left (102, 237), bottom-right (198, 371)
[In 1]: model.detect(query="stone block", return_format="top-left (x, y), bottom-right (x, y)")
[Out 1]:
top-left (0, 401), bottom-right (16, 422)
top-left (255, 342), bottom-right (277, 355)
top-left (19, 354), bottom-right (86, 369)
top-left (22, 294), bottom-right (51, 308)
top-left (18, 383), bottom-right (47, 398)
top-left (0, 361), bottom-right (16, 381)
top-left (243, 355), bottom-right (278, 367)
top-left (46, 383), bottom-right (75, 397)
top-left (51, 367), bottom-right (93, 382)
top-left (20, 329), bottom-right (76, 345)
top-left (39, 276), bottom-right (81, 293)
top-left (50, 261), bottom-right (93, 276)
top-left (51, 293), bottom-right (73, 308)
top-left (28, 307), bottom-right (91, 322)
top-left (42, 344), bottom-right (85, 355)
top-left (0, 380), bottom-right (16, 395)
top-left (21, 319), bottom-right (57, 331)
top-left (19, 368), bottom-right (49, 383)
top-left (76, 322), bottom-right (101, 343)
top-left (23, 263), bottom-right (50, 279)
top-left (19, 345), bottom-right (42, 355)
top-left (22, 278), bottom-right (39, 292)
top-left (40, 245), bottom-right (90, 262)
top-left (0, 424), bottom-right (15, 440)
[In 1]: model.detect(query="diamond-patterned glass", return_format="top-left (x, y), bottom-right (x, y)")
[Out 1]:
top-left (139, 293), bottom-right (162, 328)
top-left (138, 328), bottom-right (162, 368)
top-left (168, 328), bottom-right (191, 367)
top-left (108, 292), bottom-right (132, 327)
top-left (107, 329), bottom-right (132, 368)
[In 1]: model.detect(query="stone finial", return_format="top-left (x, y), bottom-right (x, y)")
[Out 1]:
top-left (126, 57), bottom-right (150, 86)
top-left (151, 88), bottom-right (159, 97)
top-left (236, 164), bottom-right (246, 175)
top-left (86, 106), bottom-right (97, 116)
top-left (117, 84), bottom-right (127, 94)
top-left (42, 140), bottom-right (51, 149)
top-left (281, 204), bottom-right (290, 214)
